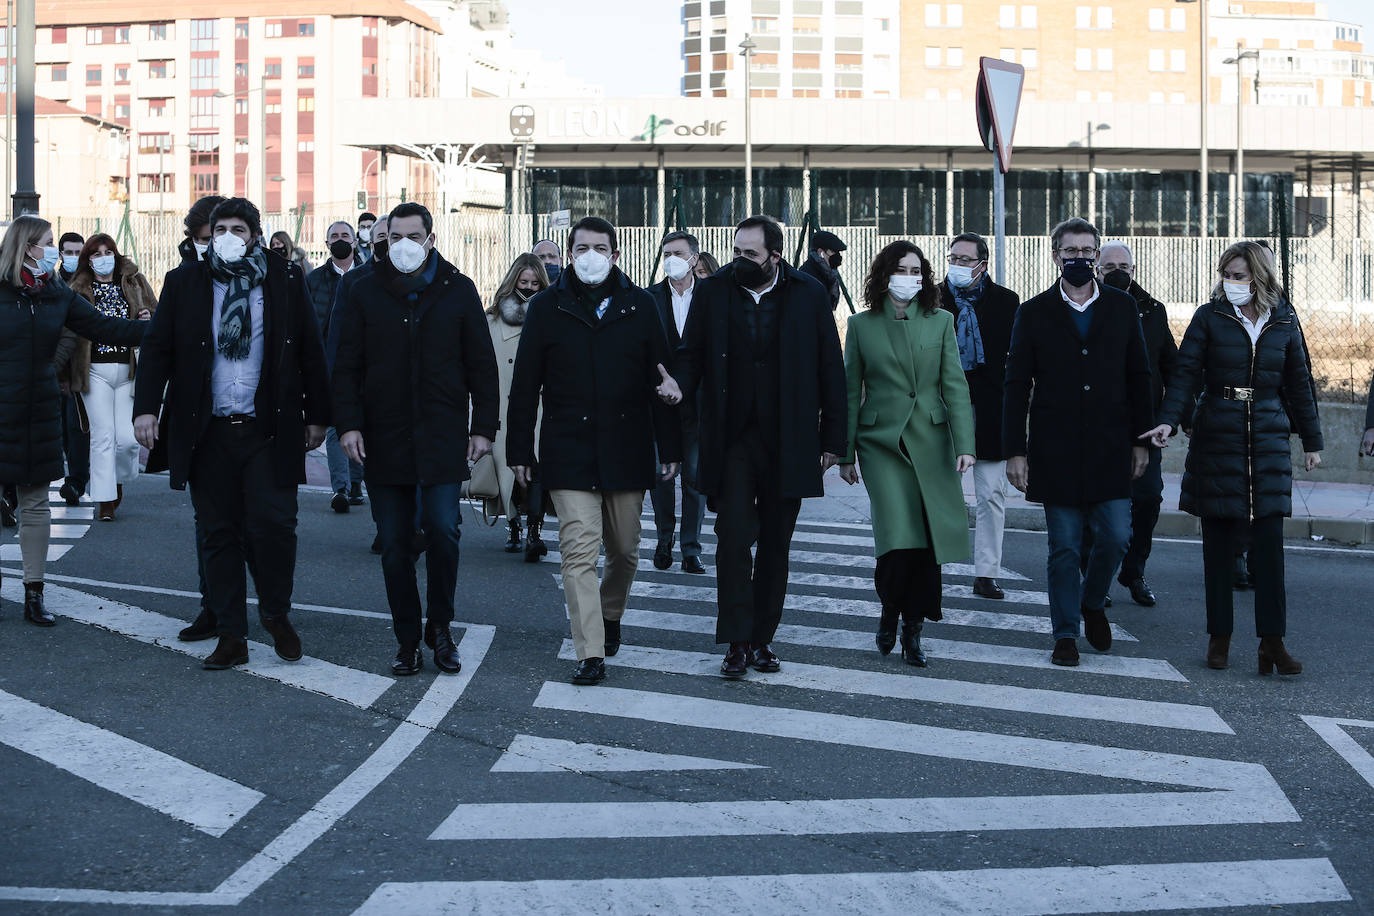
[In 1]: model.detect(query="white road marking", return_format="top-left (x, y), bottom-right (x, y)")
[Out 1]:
top-left (0, 688), bottom-right (264, 837)
top-left (353, 858), bottom-right (1350, 915)
top-left (489, 734), bottom-right (765, 773)
top-left (1301, 715), bottom-right (1374, 791)
top-left (47, 524), bottom-right (92, 538)
top-left (619, 608), bottom-right (1168, 680)
top-left (564, 640), bottom-right (1226, 732)
top-left (50, 506), bottom-right (94, 520)
top-left (0, 544), bottom-right (70, 561)
top-left (10, 581), bottom-right (394, 710)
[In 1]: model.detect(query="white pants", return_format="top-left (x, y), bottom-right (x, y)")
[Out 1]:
top-left (971, 459), bottom-right (1008, 578)
top-left (87, 361), bottom-right (139, 502)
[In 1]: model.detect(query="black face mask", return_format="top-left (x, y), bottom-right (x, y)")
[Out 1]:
top-left (1061, 258), bottom-right (1096, 288)
top-left (329, 239), bottom-right (354, 261)
top-left (734, 255), bottom-right (773, 289)
top-left (372, 239), bottom-right (388, 261)
top-left (828, 252), bottom-right (843, 269)
top-left (1102, 268), bottom-right (1132, 291)
top-left (514, 288), bottom-right (534, 303)
top-left (545, 263), bottom-right (562, 284)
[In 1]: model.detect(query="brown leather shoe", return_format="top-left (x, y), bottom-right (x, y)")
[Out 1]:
top-left (259, 614), bottom-right (302, 662)
top-left (972, 577), bottom-right (1005, 599)
top-left (1258, 636), bottom-right (1302, 676)
top-left (721, 642), bottom-right (749, 679)
top-left (1207, 635), bottom-right (1230, 670)
top-left (203, 636), bottom-right (249, 670)
top-left (748, 643), bottom-right (780, 672)
top-left (97, 501), bottom-right (115, 521)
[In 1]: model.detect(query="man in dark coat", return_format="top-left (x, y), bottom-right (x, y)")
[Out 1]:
top-left (134, 197), bottom-right (331, 671)
top-left (333, 202), bottom-right (500, 677)
top-left (648, 230), bottom-right (707, 574)
top-left (798, 229), bottom-right (846, 312)
top-left (307, 220), bottom-right (364, 512)
top-left (507, 216), bottom-right (681, 687)
top-left (939, 230), bottom-right (1019, 601)
top-left (1096, 242), bottom-right (1184, 608)
top-left (1003, 218), bottom-right (1153, 667)
top-left (668, 215), bottom-right (847, 678)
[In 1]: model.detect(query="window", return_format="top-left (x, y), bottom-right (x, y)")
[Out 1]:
top-left (1075, 48), bottom-right (1092, 70)
top-left (1097, 6), bottom-right (1112, 28)
top-left (264, 60), bottom-right (283, 78)
top-left (947, 4), bottom-right (963, 26)
top-left (750, 16), bottom-right (775, 31)
top-left (235, 139), bottom-right (250, 153)
top-left (148, 22), bottom-right (170, 40)
top-left (685, 18), bottom-right (701, 34)
top-left (50, 64), bottom-right (68, 81)
top-left (1170, 48), bottom-right (1185, 71)
top-left (193, 173), bottom-right (220, 195)
top-left (1170, 91), bottom-right (1185, 103)
top-left (297, 59), bottom-right (315, 78)
top-left (1148, 8), bottom-right (1164, 29)
top-left (297, 20), bottom-right (315, 36)
top-left (297, 95), bottom-right (315, 111)
top-left (52, 26), bottom-right (68, 43)
top-left (793, 16), bottom-right (820, 33)
top-left (947, 47), bottom-right (963, 66)
top-left (999, 4), bottom-right (1015, 27)
top-left (925, 3), bottom-right (941, 26)
top-left (1098, 48), bottom-right (1112, 70)
top-left (265, 102), bottom-right (282, 114)
top-left (1020, 6), bottom-right (1036, 27)
top-left (1076, 89), bottom-right (1092, 101)
top-left (1076, 6), bottom-right (1091, 28)
top-left (235, 22), bottom-right (250, 38)
top-left (297, 140), bottom-right (315, 152)
top-left (148, 60), bottom-right (170, 79)
top-left (1149, 90), bottom-right (1165, 103)
top-left (235, 62), bottom-right (248, 78)
top-left (147, 97), bottom-right (171, 116)
top-left (1169, 8), bottom-right (1185, 29)
top-left (924, 87), bottom-right (941, 100)
top-left (115, 26), bottom-right (131, 43)
top-left (191, 19), bottom-right (217, 51)
top-left (793, 53), bottom-right (820, 70)
top-left (1097, 90), bottom-right (1113, 102)
top-left (190, 95), bottom-right (217, 129)
top-left (139, 133), bottom-right (173, 154)
top-left (1000, 47), bottom-right (1015, 61)
top-left (925, 46), bottom-right (941, 66)
top-left (137, 173), bottom-right (174, 194)
top-left (878, 17), bottom-right (890, 30)
top-left (1148, 49), bottom-right (1164, 71)
top-left (114, 101), bottom-right (131, 119)
top-left (114, 64), bottom-right (130, 83)
top-left (86, 27), bottom-right (104, 44)
top-left (1022, 48), bottom-right (1038, 68)
top-left (266, 21), bottom-right (283, 38)
top-left (190, 56), bottom-right (219, 91)
top-left (86, 65), bottom-right (102, 84)
top-left (234, 99), bottom-right (249, 115)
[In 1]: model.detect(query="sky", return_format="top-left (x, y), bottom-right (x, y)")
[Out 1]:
top-left (502, 0), bottom-right (1374, 98)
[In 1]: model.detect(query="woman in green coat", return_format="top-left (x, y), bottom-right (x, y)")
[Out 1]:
top-left (838, 241), bottom-right (975, 665)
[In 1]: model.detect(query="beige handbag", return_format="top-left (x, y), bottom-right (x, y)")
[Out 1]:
top-left (463, 453), bottom-right (500, 501)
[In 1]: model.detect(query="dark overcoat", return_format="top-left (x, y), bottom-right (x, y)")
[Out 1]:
top-left (938, 276), bottom-right (1020, 460)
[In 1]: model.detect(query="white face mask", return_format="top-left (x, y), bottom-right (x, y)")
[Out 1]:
top-left (92, 254), bottom-right (116, 277)
top-left (1223, 280), bottom-right (1253, 307)
top-left (946, 264), bottom-right (978, 288)
top-left (61, 254), bottom-right (81, 274)
top-left (389, 237), bottom-right (429, 274)
top-left (663, 254), bottom-right (693, 282)
top-left (573, 249), bottom-right (613, 286)
top-left (888, 274), bottom-right (923, 303)
top-left (212, 232), bottom-right (248, 263)
top-left (193, 241), bottom-right (209, 259)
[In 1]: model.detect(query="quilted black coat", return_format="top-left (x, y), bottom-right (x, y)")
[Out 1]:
top-left (1156, 299), bottom-right (1322, 519)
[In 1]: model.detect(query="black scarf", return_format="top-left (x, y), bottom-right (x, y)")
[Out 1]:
top-left (207, 246), bottom-right (268, 361)
top-left (375, 249), bottom-right (433, 301)
top-left (569, 271), bottom-right (614, 322)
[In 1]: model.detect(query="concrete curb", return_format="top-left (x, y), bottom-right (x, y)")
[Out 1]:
top-left (964, 505), bottom-right (1374, 546)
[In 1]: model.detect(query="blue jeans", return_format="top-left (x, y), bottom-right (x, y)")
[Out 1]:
top-left (1044, 499), bottom-right (1130, 641)
top-left (650, 423), bottom-right (704, 558)
top-left (370, 483), bottom-right (462, 646)
top-left (324, 427), bottom-right (364, 494)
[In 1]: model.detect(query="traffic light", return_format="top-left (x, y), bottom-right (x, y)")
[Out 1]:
top-left (356, 191), bottom-right (367, 210)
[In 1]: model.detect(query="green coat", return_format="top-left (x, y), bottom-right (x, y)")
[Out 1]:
top-left (843, 301), bottom-right (975, 562)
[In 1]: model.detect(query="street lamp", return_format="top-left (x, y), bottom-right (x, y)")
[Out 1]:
top-left (1222, 48), bottom-right (1259, 236)
top-left (215, 73), bottom-right (269, 212)
top-left (738, 34), bottom-right (757, 216)
top-left (1175, 0), bottom-right (1208, 297)
top-left (1085, 121), bottom-right (1111, 225)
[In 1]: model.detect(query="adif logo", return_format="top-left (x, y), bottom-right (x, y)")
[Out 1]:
top-left (633, 114), bottom-right (729, 142)
top-left (633, 114), bottom-right (675, 141)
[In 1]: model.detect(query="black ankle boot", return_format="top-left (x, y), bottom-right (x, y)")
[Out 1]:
top-left (524, 518), bottom-right (547, 563)
top-left (899, 622), bottom-right (926, 667)
top-left (24, 581), bottom-right (56, 627)
top-left (875, 605), bottom-right (899, 656)
top-left (504, 518), bottom-right (523, 553)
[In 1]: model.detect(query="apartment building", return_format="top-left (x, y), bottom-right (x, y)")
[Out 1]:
top-left (0, 94), bottom-right (128, 214)
top-left (30, 0), bottom-right (441, 216)
top-left (1212, 1), bottom-right (1374, 107)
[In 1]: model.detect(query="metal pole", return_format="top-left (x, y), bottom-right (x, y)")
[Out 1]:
top-left (1086, 121), bottom-right (1096, 224)
top-left (1199, 3), bottom-right (1210, 299)
top-left (992, 159), bottom-right (1006, 286)
top-left (10, 0), bottom-right (36, 216)
top-left (945, 150), bottom-right (955, 236)
top-left (158, 144), bottom-right (165, 214)
top-left (4, 0), bottom-right (11, 207)
top-left (259, 72), bottom-right (266, 216)
top-left (743, 40), bottom-right (753, 216)
top-left (1235, 54), bottom-right (1244, 236)
top-left (655, 150), bottom-right (665, 235)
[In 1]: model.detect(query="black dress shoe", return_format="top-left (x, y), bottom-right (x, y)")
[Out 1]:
top-left (425, 623), bottom-right (461, 673)
top-left (721, 642), bottom-right (749, 679)
top-left (899, 623), bottom-right (927, 667)
top-left (1123, 577), bottom-right (1157, 607)
top-left (504, 519), bottom-right (523, 553)
top-left (652, 536), bottom-right (674, 570)
top-left (1082, 606), bottom-right (1112, 652)
top-left (179, 608), bottom-right (218, 642)
top-left (1051, 637), bottom-right (1080, 666)
top-left (23, 582), bottom-right (56, 627)
top-left (348, 482), bottom-right (365, 506)
top-left (603, 618), bottom-right (621, 657)
top-left (59, 482), bottom-right (82, 506)
top-left (331, 490), bottom-right (350, 513)
top-left (972, 577), bottom-right (1005, 599)
top-left (572, 657), bottom-right (606, 685)
top-left (524, 520), bottom-right (547, 563)
top-left (203, 636), bottom-right (249, 670)
top-left (392, 642), bottom-right (423, 676)
top-left (748, 643), bottom-right (780, 672)
top-left (682, 556), bottom-right (706, 574)
top-left (259, 615), bottom-right (302, 661)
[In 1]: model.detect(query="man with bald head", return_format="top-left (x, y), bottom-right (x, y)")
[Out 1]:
top-left (1095, 240), bottom-right (1181, 607)
top-left (532, 239), bottom-right (563, 284)
top-left (308, 220), bottom-right (364, 510)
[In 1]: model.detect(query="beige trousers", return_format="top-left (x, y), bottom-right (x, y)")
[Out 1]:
top-left (549, 489), bottom-right (643, 660)
top-left (16, 484), bottom-right (51, 583)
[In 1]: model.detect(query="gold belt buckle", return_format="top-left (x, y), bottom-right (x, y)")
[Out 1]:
top-left (1231, 387), bottom-right (1254, 402)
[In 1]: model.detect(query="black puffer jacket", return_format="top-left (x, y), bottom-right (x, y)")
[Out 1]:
top-left (1157, 299), bottom-right (1322, 519)
top-left (0, 277), bottom-right (147, 485)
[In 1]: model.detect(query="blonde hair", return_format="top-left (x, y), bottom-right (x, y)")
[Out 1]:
top-left (0, 214), bottom-right (52, 287)
top-left (1213, 241), bottom-right (1282, 316)
top-left (487, 253), bottom-right (550, 315)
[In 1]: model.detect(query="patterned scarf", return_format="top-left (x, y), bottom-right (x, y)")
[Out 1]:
top-left (207, 245), bottom-right (268, 361)
top-left (952, 275), bottom-right (987, 372)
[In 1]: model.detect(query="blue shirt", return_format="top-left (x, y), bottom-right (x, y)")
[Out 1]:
top-left (210, 279), bottom-right (265, 416)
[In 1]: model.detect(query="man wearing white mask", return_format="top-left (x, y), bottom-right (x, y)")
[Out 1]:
top-left (134, 197), bottom-right (331, 671)
top-left (508, 216), bottom-right (682, 686)
top-left (333, 202), bottom-right (500, 677)
top-left (937, 231), bottom-right (1020, 600)
top-left (648, 231), bottom-right (706, 574)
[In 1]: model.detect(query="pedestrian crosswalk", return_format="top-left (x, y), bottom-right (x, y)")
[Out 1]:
top-left (0, 487), bottom-right (97, 563)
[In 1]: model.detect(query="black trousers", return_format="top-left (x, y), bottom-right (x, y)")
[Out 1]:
top-left (875, 548), bottom-right (941, 626)
top-left (713, 429), bottom-right (802, 645)
top-left (188, 419), bottom-right (299, 640)
top-left (1119, 446), bottom-right (1163, 582)
top-left (1201, 515), bottom-right (1285, 637)
top-left (61, 392), bottom-right (90, 491)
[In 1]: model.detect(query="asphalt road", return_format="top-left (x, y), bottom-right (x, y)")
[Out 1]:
top-left (0, 475), bottom-right (1371, 915)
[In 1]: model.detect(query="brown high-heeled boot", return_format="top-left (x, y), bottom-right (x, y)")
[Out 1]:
top-left (1206, 635), bottom-right (1230, 670)
top-left (111, 484), bottom-right (123, 513)
top-left (1258, 636), bottom-right (1302, 676)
